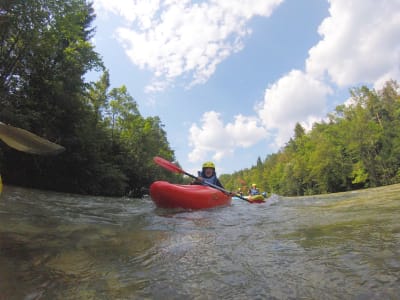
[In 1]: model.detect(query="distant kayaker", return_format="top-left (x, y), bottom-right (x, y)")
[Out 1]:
top-left (192, 161), bottom-right (224, 188)
top-left (248, 183), bottom-right (260, 196)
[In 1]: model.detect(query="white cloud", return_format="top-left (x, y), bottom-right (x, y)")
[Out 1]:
top-left (226, 115), bottom-right (268, 147)
top-left (93, 0), bottom-right (284, 92)
top-left (306, 0), bottom-right (400, 87)
top-left (93, 0), bottom-right (161, 28)
top-left (258, 70), bottom-right (332, 148)
top-left (93, 0), bottom-right (400, 170)
top-left (257, 0), bottom-right (400, 149)
top-left (188, 111), bottom-right (267, 163)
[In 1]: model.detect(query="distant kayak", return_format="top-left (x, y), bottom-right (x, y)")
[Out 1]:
top-left (233, 194), bottom-right (266, 203)
top-left (247, 194), bottom-right (266, 203)
top-left (150, 181), bottom-right (232, 210)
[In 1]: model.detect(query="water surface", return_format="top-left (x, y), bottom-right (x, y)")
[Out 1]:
top-left (0, 184), bottom-right (399, 299)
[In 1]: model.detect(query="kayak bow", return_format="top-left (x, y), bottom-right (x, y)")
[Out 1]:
top-left (150, 181), bottom-right (232, 210)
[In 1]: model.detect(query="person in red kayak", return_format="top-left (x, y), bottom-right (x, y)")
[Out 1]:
top-left (192, 161), bottom-right (224, 188)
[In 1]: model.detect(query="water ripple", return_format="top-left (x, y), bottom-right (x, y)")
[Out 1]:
top-left (0, 185), bottom-right (400, 298)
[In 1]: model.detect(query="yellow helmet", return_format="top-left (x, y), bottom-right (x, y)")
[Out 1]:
top-left (202, 161), bottom-right (215, 169)
top-left (252, 183), bottom-right (257, 187)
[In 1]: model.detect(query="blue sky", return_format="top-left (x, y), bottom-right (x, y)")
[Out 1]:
top-left (89, 0), bottom-right (400, 176)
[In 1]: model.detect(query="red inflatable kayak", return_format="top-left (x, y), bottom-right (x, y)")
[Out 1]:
top-left (150, 181), bottom-right (232, 209)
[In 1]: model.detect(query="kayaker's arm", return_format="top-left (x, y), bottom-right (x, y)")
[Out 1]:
top-left (215, 178), bottom-right (224, 189)
top-left (190, 175), bottom-right (203, 185)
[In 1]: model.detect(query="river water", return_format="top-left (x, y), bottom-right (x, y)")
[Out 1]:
top-left (0, 184), bottom-right (399, 299)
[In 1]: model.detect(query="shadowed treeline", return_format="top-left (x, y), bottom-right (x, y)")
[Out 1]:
top-left (0, 0), bottom-right (180, 196)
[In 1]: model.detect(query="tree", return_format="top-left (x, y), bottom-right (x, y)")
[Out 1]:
top-left (0, 0), bottom-right (178, 196)
top-left (222, 81), bottom-right (400, 196)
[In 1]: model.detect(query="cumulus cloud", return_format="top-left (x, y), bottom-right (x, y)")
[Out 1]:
top-left (258, 70), bottom-right (332, 147)
top-left (187, 0), bottom-right (400, 161)
top-left (93, 0), bottom-right (400, 165)
top-left (188, 111), bottom-right (267, 163)
top-left (226, 115), bottom-right (268, 147)
top-left (93, 0), bottom-right (283, 92)
top-left (306, 0), bottom-right (400, 88)
top-left (257, 0), bottom-right (400, 150)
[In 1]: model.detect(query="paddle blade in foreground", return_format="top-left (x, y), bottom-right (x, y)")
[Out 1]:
top-left (0, 122), bottom-right (65, 155)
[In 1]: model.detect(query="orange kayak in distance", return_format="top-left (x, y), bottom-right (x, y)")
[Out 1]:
top-left (247, 194), bottom-right (266, 203)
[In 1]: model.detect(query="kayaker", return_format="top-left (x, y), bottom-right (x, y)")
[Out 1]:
top-left (248, 183), bottom-right (260, 196)
top-left (192, 161), bottom-right (224, 188)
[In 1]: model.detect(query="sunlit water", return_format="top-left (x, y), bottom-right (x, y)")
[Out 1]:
top-left (0, 184), bottom-right (399, 299)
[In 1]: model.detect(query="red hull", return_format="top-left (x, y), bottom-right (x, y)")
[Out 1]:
top-left (150, 181), bottom-right (232, 209)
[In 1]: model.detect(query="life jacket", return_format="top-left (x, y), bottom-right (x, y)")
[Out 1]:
top-left (199, 170), bottom-right (218, 186)
top-left (249, 187), bottom-right (260, 195)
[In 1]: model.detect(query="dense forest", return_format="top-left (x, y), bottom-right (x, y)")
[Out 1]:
top-left (1, 1), bottom-right (399, 198)
top-left (221, 81), bottom-right (400, 196)
top-left (0, 0), bottom-right (182, 196)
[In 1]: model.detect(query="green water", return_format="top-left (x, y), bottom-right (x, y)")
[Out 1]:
top-left (0, 184), bottom-right (399, 299)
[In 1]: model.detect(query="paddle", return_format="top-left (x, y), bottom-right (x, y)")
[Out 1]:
top-left (153, 156), bottom-right (254, 203)
top-left (0, 122), bottom-right (65, 155)
top-left (0, 122), bottom-right (65, 194)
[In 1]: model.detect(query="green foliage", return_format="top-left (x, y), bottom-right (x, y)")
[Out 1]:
top-left (1, 0), bottom-right (399, 198)
top-left (0, 0), bottom-right (177, 196)
top-left (222, 80), bottom-right (400, 196)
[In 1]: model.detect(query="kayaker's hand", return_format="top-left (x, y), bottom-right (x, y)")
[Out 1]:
top-left (191, 177), bottom-right (203, 185)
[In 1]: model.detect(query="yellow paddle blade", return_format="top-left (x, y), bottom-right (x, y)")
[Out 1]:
top-left (0, 122), bottom-right (65, 155)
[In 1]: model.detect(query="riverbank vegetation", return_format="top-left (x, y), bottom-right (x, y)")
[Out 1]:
top-left (221, 80), bottom-right (400, 196)
top-left (0, 0), bottom-right (180, 196)
top-left (1, 1), bottom-right (399, 197)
